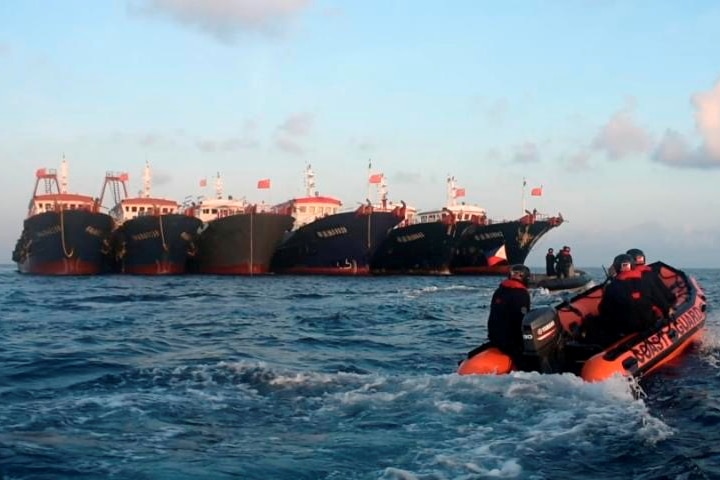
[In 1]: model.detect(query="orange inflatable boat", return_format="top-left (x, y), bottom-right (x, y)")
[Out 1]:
top-left (458, 262), bottom-right (707, 382)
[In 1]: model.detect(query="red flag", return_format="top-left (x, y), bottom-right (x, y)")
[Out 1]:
top-left (455, 188), bottom-right (466, 197)
top-left (35, 168), bottom-right (47, 178)
top-left (531, 186), bottom-right (542, 196)
top-left (119, 172), bottom-right (129, 182)
top-left (257, 178), bottom-right (271, 189)
top-left (199, 178), bottom-right (207, 187)
top-left (369, 173), bottom-right (383, 184)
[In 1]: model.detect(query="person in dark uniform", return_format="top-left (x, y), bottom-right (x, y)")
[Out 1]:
top-left (545, 248), bottom-right (556, 276)
top-left (487, 264), bottom-right (531, 361)
top-left (626, 248), bottom-right (676, 316)
top-left (599, 253), bottom-right (662, 340)
top-left (555, 246), bottom-right (573, 278)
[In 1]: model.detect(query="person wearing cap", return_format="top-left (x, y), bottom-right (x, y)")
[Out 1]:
top-left (545, 248), bottom-right (556, 276)
top-left (598, 253), bottom-right (659, 340)
top-left (487, 264), bottom-right (531, 362)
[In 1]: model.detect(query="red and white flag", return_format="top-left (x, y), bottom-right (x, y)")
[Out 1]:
top-left (257, 178), bottom-right (271, 189)
top-left (485, 245), bottom-right (508, 267)
top-left (531, 186), bottom-right (543, 196)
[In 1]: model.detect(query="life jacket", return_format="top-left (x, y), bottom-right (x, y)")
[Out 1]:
top-left (499, 278), bottom-right (527, 290)
top-left (615, 269), bottom-right (643, 281)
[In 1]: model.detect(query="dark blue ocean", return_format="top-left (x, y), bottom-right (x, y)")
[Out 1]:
top-left (1, 265), bottom-right (719, 480)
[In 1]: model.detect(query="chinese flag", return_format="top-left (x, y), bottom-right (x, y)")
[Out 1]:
top-left (199, 178), bottom-right (207, 187)
top-left (456, 188), bottom-right (466, 197)
top-left (119, 172), bottom-right (129, 182)
top-left (369, 173), bottom-right (383, 184)
top-left (257, 178), bottom-right (271, 189)
top-left (35, 168), bottom-right (47, 178)
top-left (531, 186), bottom-right (542, 196)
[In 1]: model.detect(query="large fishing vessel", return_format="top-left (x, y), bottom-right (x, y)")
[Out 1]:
top-left (370, 177), bottom-right (564, 275)
top-left (12, 158), bottom-right (115, 275)
top-left (369, 176), bottom-right (486, 275)
top-left (102, 162), bottom-right (203, 275)
top-left (185, 173), bottom-right (294, 275)
top-left (450, 211), bottom-right (564, 275)
top-left (270, 164), bottom-right (407, 275)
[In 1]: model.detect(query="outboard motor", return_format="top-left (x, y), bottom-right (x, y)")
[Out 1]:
top-left (521, 307), bottom-right (564, 373)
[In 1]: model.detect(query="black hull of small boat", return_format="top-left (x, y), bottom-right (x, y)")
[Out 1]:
top-left (12, 210), bottom-right (115, 275)
top-left (271, 211), bottom-right (403, 275)
top-left (114, 214), bottom-right (203, 275)
top-left (529, 271), bottom-right (593, 291)
top-left (190, 213), bottom-right (294, 275)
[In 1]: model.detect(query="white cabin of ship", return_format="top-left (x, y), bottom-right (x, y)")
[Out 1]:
top-left (415, 204), bottom-right (487, 224)
top-left (31, 193), bottom-right (97, 216)
top-left (193, 196), bottom-right (250, 223)
top-left (110, 198), bottom-right (180, 224)
top-left (274, 195), bottom-right (342, 229)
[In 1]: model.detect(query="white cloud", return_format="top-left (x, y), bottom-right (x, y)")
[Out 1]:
top-left (274, 136), bottom-right (305, 155)
top-left (652, 79), bottom-right (720, 168)
top-left (562, 150), bottom-right (592, 172)
top-left (592, 104), bottom-right (653, 160)
top-left (692, 80), bottom-right (720, 159)
top-left (196, 136), bottom-right (258, 152)
top-left (512, 142), bottom-right (540, 163)
top-left (131, 0), bottom-right (312, 42)
top-left (277, 112), bottom-right (313, 136)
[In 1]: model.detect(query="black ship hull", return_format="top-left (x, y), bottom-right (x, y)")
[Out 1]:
top-left (370, 215), bottom-right (563, 276)
top-left (113, 214), bottom-right (203, 275)
top-left (369, 221), bottom-right (469, 275)
top-left (191, 213), bottom-right (294, 275)
top-left (270, 210), bottom-right (404, 275)
top-left (451, 216), bottom-right (563, 274)
top-left (12, 210), bottom-right (115, 275)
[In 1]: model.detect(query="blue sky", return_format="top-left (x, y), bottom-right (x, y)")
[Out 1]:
top-left (2, 0), bottom-right (720, 268)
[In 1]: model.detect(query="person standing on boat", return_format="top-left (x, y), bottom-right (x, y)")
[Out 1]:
top-left (626, 248), bottom-right (676, 317)
top-left (545, 248), bottom-right (556, 276)
top-left (555, 246), bottom-right (573, 278)
top-left (487, 264), bottom-right (531, 362)
top-left (599, 253), bottom-right (660, 339)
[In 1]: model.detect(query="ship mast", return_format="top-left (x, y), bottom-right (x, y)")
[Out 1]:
top-left (142, 161), bottom-right (152, 198)
top-left (214, 172), bottom-right (223, 199)
top-left (367, 160), bottom-right (372, 203)
top-left (379, 175), bottom-right (388, 208)
top-left (59, 155), bottom-right (69, 194)
top-left (304, 163), bottom-right (316, 197)
top-left (446, 176), bottom-right (457, 208)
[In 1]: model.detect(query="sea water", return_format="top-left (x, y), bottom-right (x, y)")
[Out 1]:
top-left (1, 265), bottom-right (719, 479)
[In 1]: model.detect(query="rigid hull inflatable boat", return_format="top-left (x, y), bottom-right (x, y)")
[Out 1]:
top-left (458, 262), bottom-right (707, 382)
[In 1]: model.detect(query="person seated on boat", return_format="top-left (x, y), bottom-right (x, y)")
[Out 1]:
top-left (555, 246), bottom-right (573, 278)
top-left (626, 248), bottom-right (676, 316)
top-left (487, 264), bottom-right (531, 362)
top-left (598, 253), bottom-right (663, 340)
top-left (545, 248), bottom-right (556, 276)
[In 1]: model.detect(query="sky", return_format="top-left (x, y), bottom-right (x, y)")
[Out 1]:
top-left (1, 0), bottom-right (720, 269)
